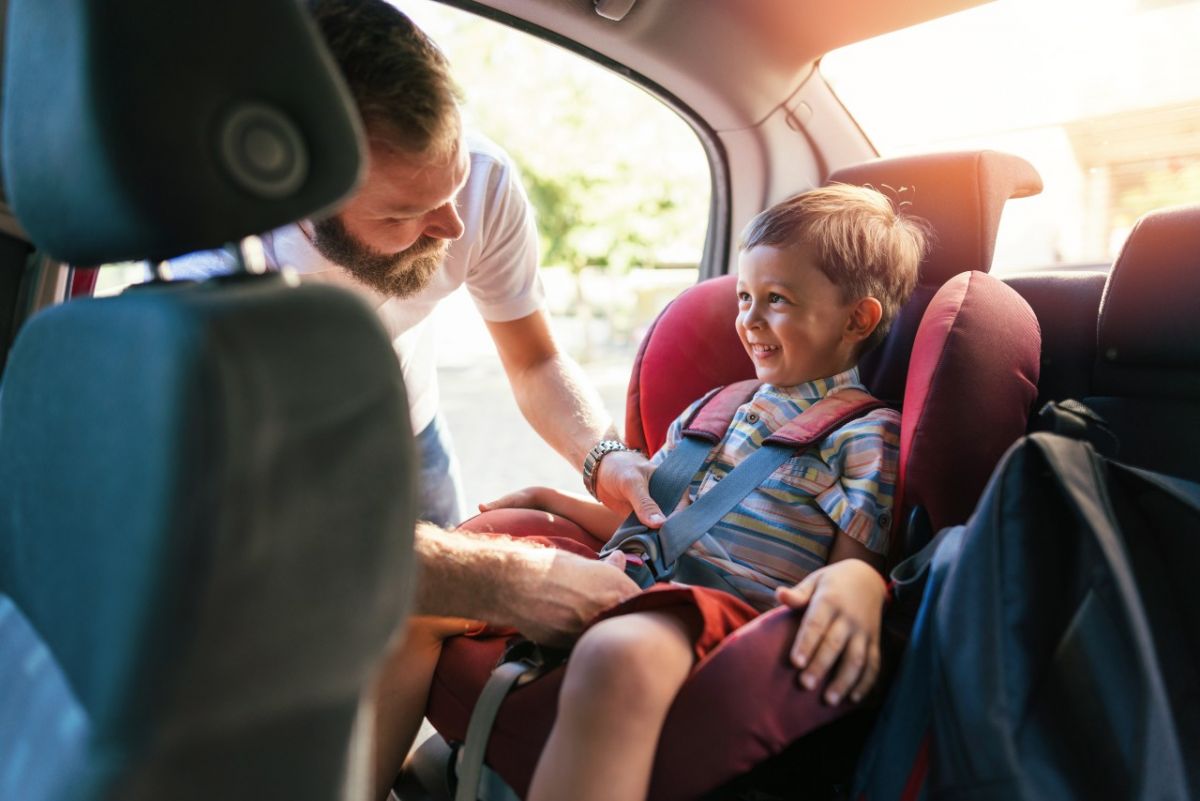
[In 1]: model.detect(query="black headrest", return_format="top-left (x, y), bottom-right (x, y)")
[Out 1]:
top-left (1095, 204), bottom-right (1200, 393)
top-left (1, 0), bottom-right (365, 264)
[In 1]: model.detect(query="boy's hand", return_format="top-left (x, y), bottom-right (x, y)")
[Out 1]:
top-left (775, 559), bottom-right (887, 706)
top-left (478, 486), bottom-right (548, 513)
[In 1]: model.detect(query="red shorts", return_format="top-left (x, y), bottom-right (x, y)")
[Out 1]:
top-left (590, 582), bottom-right (760, 662)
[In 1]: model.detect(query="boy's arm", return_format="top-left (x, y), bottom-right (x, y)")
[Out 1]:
top-left (827, 529), bottom-right (886, 573)
top-left (479, 486), bottom-right (626, 540)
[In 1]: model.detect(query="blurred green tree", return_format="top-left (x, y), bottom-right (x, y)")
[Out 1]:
top-left (398, 1), bottom-right (710, 275)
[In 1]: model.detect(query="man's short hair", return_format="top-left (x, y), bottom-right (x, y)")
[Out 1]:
top-left (312, 0), bottom-right (461, 155)
top-left (740, 183), bottom-right (929, 353)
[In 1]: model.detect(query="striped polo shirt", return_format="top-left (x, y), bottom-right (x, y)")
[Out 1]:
top-left (650, 366), bottom-right (899, 610)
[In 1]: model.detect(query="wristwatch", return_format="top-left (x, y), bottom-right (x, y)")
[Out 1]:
top-left (582, 439), bottom-right (636, 498)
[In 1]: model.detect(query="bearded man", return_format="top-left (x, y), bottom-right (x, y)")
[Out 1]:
top-left (170, 0), bottom-right (663, 532)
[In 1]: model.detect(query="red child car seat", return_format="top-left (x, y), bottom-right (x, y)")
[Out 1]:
top-left (424, 156), bottom-right (1043, 801)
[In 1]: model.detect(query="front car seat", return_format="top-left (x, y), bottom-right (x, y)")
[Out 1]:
top-left (0, 1), bottom-right (416, 799)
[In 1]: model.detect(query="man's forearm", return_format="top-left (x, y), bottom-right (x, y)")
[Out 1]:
top-left (509, 353), bottom-right (617, 471)
top-left (410, 523), bottom-right (640, 645)
top-left (412, 523), bottom-right (537, 625)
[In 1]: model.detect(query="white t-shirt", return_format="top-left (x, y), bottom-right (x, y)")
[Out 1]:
top-left (169, 134), bottom-right (545, 433)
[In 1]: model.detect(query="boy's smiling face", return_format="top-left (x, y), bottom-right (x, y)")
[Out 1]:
top-left (735, 244), bottom-right (879, 387)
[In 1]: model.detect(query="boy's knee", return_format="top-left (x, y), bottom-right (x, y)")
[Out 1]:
top-left (559, 615), bottom-right (693, 715)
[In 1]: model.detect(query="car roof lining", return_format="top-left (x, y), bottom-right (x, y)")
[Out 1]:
top-left (456, 0), bottom-right (989, 132)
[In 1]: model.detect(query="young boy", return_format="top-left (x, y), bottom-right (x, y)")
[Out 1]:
top-left (367, 184), bottom-right (926, 801)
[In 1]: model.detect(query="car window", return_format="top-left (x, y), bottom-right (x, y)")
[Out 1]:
top-left (821, 0), bottom-right (1200, 273)
top-left (391, 0), bottom-right (710, 507)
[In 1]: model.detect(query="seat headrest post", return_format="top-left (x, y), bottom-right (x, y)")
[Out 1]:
top-left (224, 237), bottom-right (269, 276)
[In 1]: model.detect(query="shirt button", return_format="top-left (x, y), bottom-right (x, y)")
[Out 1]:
top-left (712, 474), bottom-right (723, 482)
top-left (747, 413), bottom-right (759, 423)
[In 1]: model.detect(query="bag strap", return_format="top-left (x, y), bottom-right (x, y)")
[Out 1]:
top-left (1027, 432), bottom-right (1189, 799)
top-left (1035, 399), bottom-right (1120, 457)
top-left (604, 385), bottom-right (885, 576)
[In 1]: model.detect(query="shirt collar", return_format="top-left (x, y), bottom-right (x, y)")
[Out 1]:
top-left (758, 366), bottom-right (865, 404)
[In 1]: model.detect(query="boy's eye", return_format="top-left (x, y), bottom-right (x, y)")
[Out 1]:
top-left (737, 291), bottom-right (751, 302)
top-left (769, 292), bottom-right (787, 303)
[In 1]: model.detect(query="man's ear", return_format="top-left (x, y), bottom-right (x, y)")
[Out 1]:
top-left (844, 297), bottom-right (883, 344)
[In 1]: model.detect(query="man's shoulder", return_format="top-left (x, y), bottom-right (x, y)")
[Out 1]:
top-left (464, 131), bottom-right (521, 191)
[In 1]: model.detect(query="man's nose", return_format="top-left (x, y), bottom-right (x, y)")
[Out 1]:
top-left (424, 202), bottom-right (465, 241)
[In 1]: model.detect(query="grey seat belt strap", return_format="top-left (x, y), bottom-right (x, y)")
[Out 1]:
top-left (604, 434), bottom-right (715, 553)
top-left (657, 441), bottom-right (797, 564)
top-left (454, 660), bottom-right (537, 801)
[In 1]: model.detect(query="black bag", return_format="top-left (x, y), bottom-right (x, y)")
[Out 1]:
top-left (853, 431), bottom-right (1199, 800)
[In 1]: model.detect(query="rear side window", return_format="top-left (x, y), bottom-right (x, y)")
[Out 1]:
top-left (822, 0), bottom-right (1200, 273)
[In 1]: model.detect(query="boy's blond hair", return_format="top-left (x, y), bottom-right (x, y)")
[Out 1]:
top-left (740, 183), bottom-right (928, 353)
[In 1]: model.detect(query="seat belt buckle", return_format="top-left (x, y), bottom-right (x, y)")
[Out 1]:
top-left (600, 532), bottom-right (675, 588)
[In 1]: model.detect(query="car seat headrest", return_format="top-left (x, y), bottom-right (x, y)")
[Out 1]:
top-left (899, 271), bottom-right (1040, 536)
top-left (1, 0), bottom-right (365, 265)
top-left (1095, 204), bottom-right (1200, 397)
top-left (828, 150), bottom-right (1042, 285)
top-left (624, 275), bottom-right (753, 454)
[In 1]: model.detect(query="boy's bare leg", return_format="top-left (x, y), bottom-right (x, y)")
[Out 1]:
top-left (527, 610), bottom-right (695, 801)
top-left (365, 616), bottom-right (482, 801)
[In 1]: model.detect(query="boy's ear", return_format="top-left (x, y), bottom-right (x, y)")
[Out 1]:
top-left (845, 297), bottom-right (883, 343)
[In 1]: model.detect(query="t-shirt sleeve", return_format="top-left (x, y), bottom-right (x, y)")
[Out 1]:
top-left (162, 248), bottom-right (237, 280)
top-left (464, 149), bottom-right (545, 322)
top-left (813, 408), bottom-right (900, 555)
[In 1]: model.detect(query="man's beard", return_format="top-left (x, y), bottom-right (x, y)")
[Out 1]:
top-left (310, 214), bottom-right (449, 298)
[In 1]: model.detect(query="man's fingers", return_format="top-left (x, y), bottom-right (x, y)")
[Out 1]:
top-left (629, 484), bottom-right (665, 528)
top-left (800, 615), bottom-right (851, 691)
top-left (601, 550), bottom-right (627, 571)
top-left (824, 633), bottom-right (867, 705)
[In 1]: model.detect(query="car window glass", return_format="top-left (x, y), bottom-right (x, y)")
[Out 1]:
top-left (392, 0), bottom-right (709, 506)
top-left (821, 0), bottom-right (1200, 273)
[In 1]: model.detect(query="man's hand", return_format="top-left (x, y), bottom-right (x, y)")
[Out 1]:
top-left (507, 550), bottom-right (639, 646)
top-left (593, 449), bottom-right (665, 529)
top-left (775, 559), bottom-right (887, 706)
top-left (413, 524), bottom-right (639, 647)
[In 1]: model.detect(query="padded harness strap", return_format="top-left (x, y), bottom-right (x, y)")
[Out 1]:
top-left (604, 382), bottom-right (885, 589)
top-left (455, 638), bottom-right (567, 801)
top-left (454, 661), bottom-right (529, 801)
